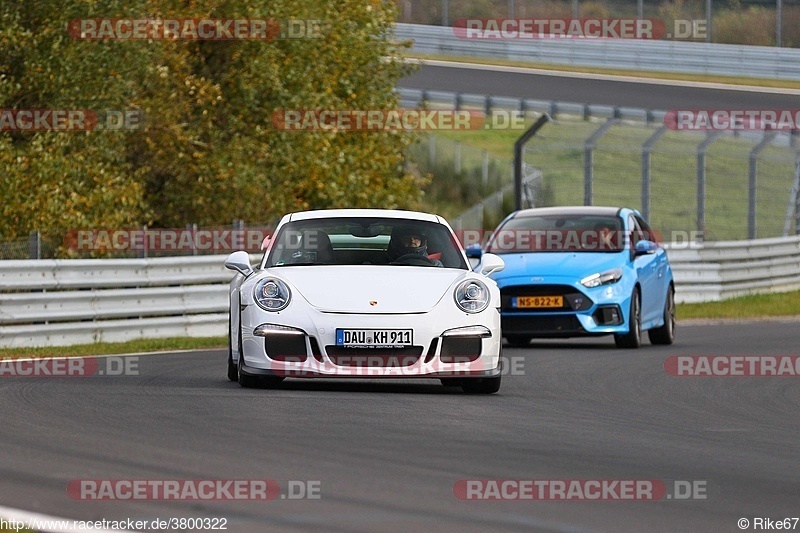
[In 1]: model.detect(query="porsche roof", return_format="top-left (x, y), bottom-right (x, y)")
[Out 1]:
top-left (288, 208), bottom-right (444, 223)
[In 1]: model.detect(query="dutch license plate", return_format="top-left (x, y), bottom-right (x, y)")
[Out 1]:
top-left (513, 296), bottom-right (564, 309)
top-left (336, 329), bottom-right (413, 347)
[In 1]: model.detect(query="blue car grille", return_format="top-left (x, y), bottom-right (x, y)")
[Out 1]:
top-left (500, 285), bottom-right (593, 313)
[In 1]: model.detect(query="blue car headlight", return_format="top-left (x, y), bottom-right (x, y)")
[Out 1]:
top-left (580, 268), bottom-right (623, 288)
top-left (254, 278), bottom-right (291, 311)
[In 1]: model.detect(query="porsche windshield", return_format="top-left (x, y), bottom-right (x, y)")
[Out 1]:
top-left (265, 218), bottom-right (468, 269)
top-left (487, 214), bottom-right (626, 253)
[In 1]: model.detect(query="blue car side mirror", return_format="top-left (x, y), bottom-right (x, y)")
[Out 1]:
top-left (634, 240), bottom-right (658, 256)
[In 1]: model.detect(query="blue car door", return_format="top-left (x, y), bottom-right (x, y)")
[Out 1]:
top-left (630, 215), bottom-right (662, 325)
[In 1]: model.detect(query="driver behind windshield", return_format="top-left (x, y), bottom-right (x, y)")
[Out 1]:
top-left (387, 227), bottom-right (443, 267)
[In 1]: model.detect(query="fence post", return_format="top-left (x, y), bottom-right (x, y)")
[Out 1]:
top-left (783, 155), bottom-right (800, 236)
top-left (28, 230), bottom-right (41, 260)
top-left (796, 158), bottom-right (800, 235)
top-left (455, 141), bottom-right (462, 174)
top-left (514, 114), bottom-right (552, 210)
top-left (584, 118), bottom-right (618, 206)
top-left (695, 131), bottom-right (722, 242)
top-left (482, 150), bottom-right (489, 187)
top-left (429, 135), bottom-right (436, 166)
top-left (187, 223), bottom-right (198, 256)
top-left (641, 126), bottom-right (667, 221)
top-left (140, 225), bottom-right (148, 259)
top-left (749, 132), bottom-right (777, 240)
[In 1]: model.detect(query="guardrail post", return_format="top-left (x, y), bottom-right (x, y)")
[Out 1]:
top-left (749, 132), bottom-right (777, 239)
top-left (584, 118), bottom-right (618, 206)
top-left (485, 96), bottom-right (493, 117)
top-left (641, 126), bottom-right (668, 221)
top-left (454, 141), bottom-right (462, 174)
top-left (696, 131), bottom-right (723, 242)
top-left (28, 231), bottom-right (41, 260)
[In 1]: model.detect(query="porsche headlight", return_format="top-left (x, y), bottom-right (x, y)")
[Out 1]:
top-left (455, 279), bottom-right (490, 313)
top-left (254, 278), bottom-right (291, 311)
top-left (580, 268), bottom-right (623, 288)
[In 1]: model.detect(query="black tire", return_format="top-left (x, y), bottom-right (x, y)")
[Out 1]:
top-left (237, 353), bottom-right (261, 388)
top-left (461, 376), bottom-right (502, 394)
top-left (505, 335), bottom-right (531, 347)
top-left (648, 285), bottom-right (676, 345)
top-left (227, 312), bottom-right (238, 382)
top-left (614, 288), bottom-right (641, 349)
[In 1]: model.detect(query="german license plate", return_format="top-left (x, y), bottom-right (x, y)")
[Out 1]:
top-left (336, 329), bottom-right (413, 347)
top-left (513, 296), bottom-right (564, 309)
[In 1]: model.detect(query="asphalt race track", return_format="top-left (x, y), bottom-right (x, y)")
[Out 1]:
top-left (1, 320), bottom-right (798, 532)
top-left (399, 61), bottom-right (800, 110)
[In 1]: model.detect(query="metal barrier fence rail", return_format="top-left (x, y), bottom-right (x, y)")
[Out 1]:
top-left (395, 23), bottom-right (800, 81)
top-left (1, 239), bottom-right (799, 347)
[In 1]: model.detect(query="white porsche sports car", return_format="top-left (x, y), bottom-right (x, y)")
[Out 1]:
top-left (224, 209), bottom-right (506, 394)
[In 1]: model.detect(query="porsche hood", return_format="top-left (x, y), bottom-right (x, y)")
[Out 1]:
top-left (265, 266), bottom-right (468, 314)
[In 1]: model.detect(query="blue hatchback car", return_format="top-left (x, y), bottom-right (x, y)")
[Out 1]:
top-left (469, 206), bottom-right (674, 348)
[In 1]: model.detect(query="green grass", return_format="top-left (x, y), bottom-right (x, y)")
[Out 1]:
top-left (677, 290), bottom-right (800, 320)
top-left (0, 336), bottom-right (225, 360)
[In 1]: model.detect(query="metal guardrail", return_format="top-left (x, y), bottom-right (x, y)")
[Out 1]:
top-left (666, 234), bottom-right (800, 303)
top-left (1, 238), bottom-right (799, 347)
top-left (395, 23), bottom-right (800, 81)
top-left (0, 255), bottom-right (259, 348)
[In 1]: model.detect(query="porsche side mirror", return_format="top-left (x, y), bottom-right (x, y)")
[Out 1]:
top-left (225, 251), bottom-right (254, 277)
top-left (479, 253), bottom-right (505, 276)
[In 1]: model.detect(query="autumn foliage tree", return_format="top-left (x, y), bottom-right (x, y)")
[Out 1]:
top-left (0, 0), bottom-right (422, 251)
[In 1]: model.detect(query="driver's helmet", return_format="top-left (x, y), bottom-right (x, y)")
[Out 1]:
top-left (388, 226), bottom-right (428, 259)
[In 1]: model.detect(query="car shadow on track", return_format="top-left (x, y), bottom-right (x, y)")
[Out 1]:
top-left (222, 379), bottom-right (491, 395)
top-left (505, 339), bottom-right (622, 350)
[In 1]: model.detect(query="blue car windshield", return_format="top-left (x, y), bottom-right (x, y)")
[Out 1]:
top-left (487, 215), bottom-right (626, 253)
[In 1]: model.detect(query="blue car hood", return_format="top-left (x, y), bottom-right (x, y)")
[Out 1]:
top-left (489, 252), bottom-right (626, 284)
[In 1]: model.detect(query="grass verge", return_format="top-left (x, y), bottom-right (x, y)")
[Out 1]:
top-left (677, 290), bottom-right (800, 320)
top-left (0, 336), bottom-right (226, 360)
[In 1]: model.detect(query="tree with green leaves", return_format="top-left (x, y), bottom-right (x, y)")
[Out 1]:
top-left (0, 0), bottom-right (423, 254)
